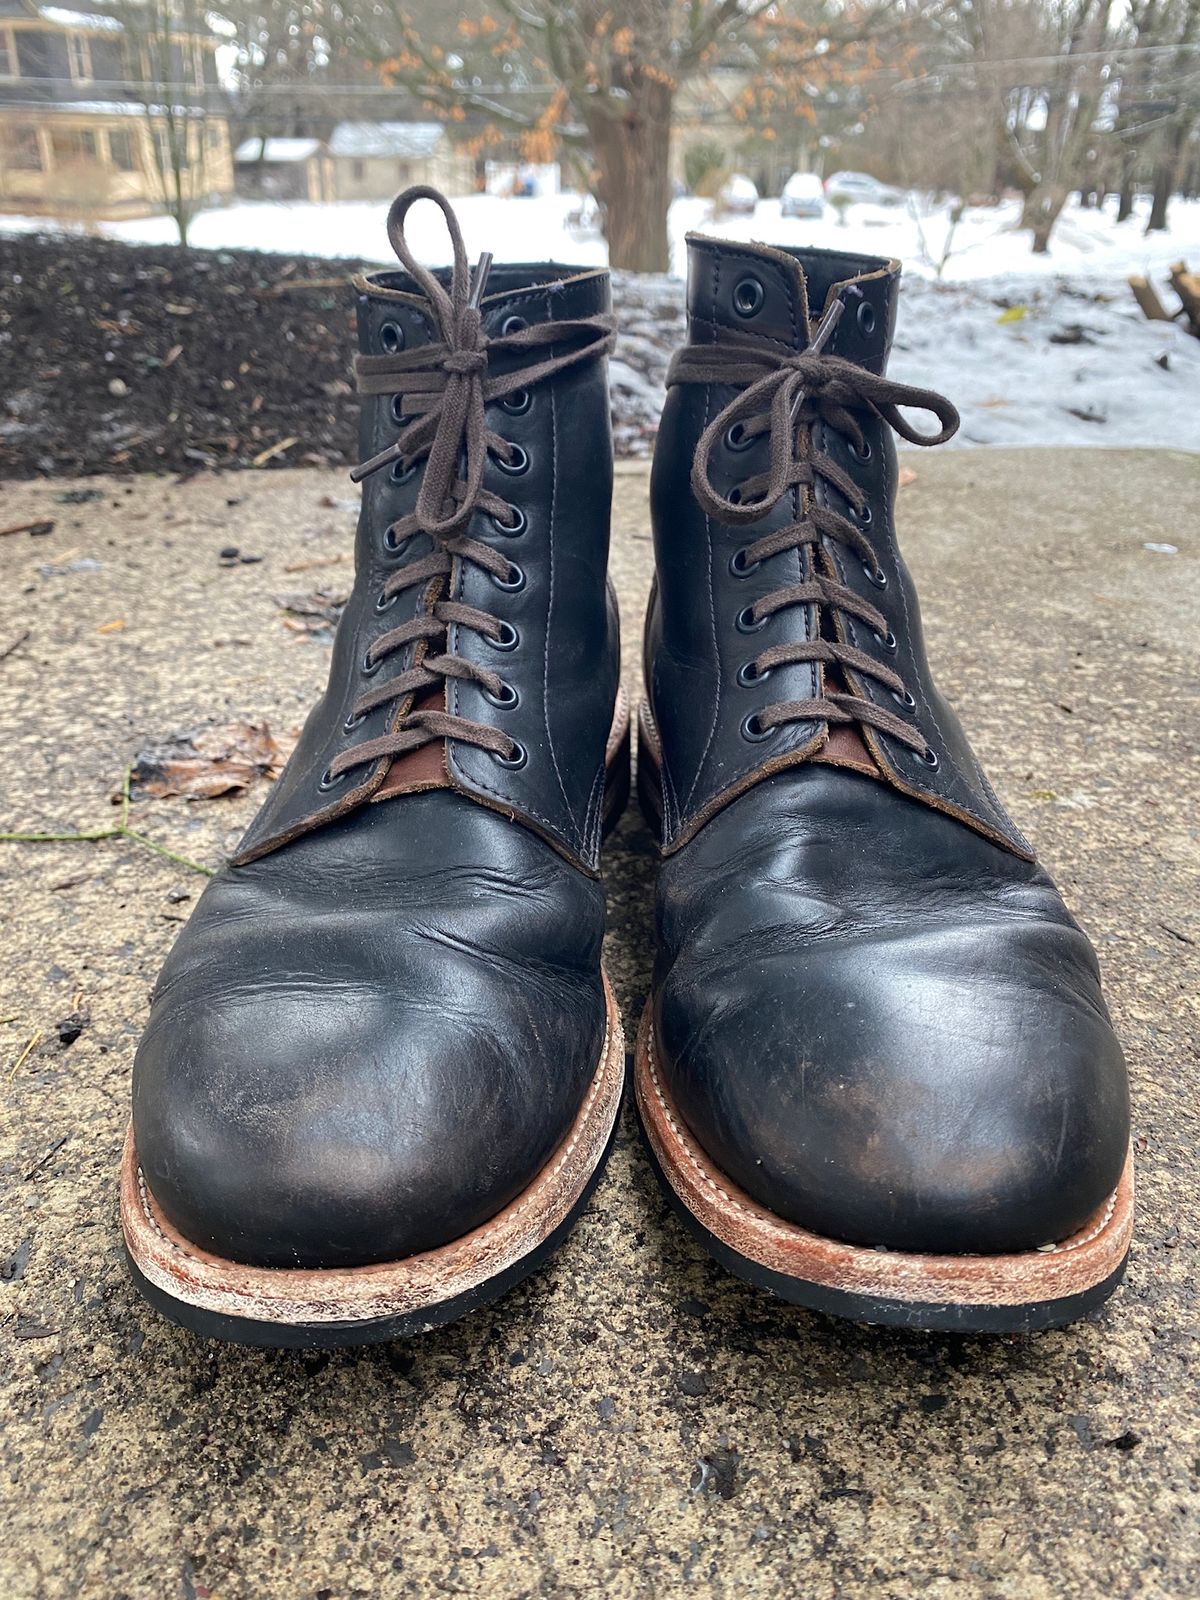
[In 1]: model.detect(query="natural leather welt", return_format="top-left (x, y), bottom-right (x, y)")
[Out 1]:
top-left (132, 792), bottom-right (607, 1269)
top-left (652, 765), bottom-right (1130, 1255)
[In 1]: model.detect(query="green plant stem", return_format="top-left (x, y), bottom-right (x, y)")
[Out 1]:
top-left (0, 768), bottom-right (213, 877)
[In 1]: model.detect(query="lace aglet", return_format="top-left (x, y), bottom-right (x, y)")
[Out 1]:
top-left (468, 251), bottom-right (494, 309)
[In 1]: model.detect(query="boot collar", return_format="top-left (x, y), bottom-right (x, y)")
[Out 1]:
top-left (683, 232), bottom-right (901, 376)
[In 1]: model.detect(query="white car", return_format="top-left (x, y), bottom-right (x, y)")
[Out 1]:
top-left (718, 173), bottom-right (759, 216)
top-left (780, 171), bottom-right (826, 219)
top-left (824, 170), bottom-right (903, 207)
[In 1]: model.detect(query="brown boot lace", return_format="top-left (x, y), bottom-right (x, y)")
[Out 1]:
top-left (325, 185), bottom-right (614, 785)
top-left (668, 295), bottom-right (959, 758)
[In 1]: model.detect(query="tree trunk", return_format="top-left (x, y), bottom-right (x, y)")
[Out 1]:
top-left (586, 77), bottom-right (674, 274)
top-left (1117, 170), bottom-right (1135, 222)
top-left (1021, 183), bottom-right (1069, 253)
top-left (1145, 120), bottom-right (1186, 234)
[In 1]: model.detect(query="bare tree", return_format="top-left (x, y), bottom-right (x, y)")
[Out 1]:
top-left (112, 0), bottom-right (217, 246)
top-left (1011, 0), bottom-right (1118, 250)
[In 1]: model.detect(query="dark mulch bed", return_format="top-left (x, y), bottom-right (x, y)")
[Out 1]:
top-left (0, 231), bottom-right (678, 479)
top-left (1, 232), bottom-right (370, 478)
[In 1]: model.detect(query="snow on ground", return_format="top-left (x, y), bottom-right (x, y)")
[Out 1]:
top-left (3, 189), bottom-right (1198, 453)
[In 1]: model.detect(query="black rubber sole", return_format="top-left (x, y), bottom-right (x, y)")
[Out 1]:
top-left (639, 1119), bottom-right (1128, 1335)
top-left (127, 1113), bottom-right (621, 1349)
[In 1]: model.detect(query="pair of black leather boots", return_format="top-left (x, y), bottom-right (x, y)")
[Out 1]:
top-left (121, 188), bottom-right (1132, 1346)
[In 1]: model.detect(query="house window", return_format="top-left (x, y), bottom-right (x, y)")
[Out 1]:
top-left (108, 128), bottom-right (136, 172)
top-left (66, 33), bottom-right (92, 82)
top-left (352, 159), bottom-right (365, 180)
top-left (206, 122), bottom-right (223, 152)
top-left (3, 125), bottom-right (42, 169)
top-left (0, 27), bottom-right (16, 79)
top-left (51, 127), bottom-right (98, 166)
top-left (155, 127), bottom-right (188, 173)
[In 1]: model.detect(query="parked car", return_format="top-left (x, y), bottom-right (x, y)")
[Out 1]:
top-left (824, 170), bottom-right (903, 207)
top-left (780, 171), bottom-right (826, 219)
top-left (717, 173), bottom-right (759, 216)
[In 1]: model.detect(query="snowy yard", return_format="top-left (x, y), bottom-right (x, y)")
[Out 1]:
top-left (3, 190), bottom-right (1198, 453)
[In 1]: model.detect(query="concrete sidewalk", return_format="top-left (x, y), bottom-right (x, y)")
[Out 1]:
top-left (1, 449), bottom-right (1197, 1599)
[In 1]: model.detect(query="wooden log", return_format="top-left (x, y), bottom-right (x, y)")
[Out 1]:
top-left (1167, 262), bottom-right (1200, 333)
top-left (1128, 274), bottom-right (1175, 322)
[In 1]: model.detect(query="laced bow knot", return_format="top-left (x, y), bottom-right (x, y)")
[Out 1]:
top-left (667, 293), bottom-right (961, 760)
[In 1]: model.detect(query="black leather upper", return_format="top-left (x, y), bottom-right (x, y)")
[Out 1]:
top-left (646, 235), bottom-right (1130, 1255)
top-left (237, 262), bottom-right (618, 873)
top-left (131, 245), bottom-right (619, 1269)
top-left (648, 235), bottom-right (1030, 859)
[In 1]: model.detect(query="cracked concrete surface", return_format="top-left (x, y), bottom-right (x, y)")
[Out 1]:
top-left (1, 449), bottom-right (1197, 1599)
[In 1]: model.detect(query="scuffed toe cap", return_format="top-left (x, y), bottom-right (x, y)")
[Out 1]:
top-left (656, 919), bottom-right (1130, 1255)
top-left (132, 795), bottom-right (606, 1270)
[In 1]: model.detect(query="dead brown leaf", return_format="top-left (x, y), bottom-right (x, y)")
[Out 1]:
top-left (274, 586), bottom-right (350, 637)
top-left (131, 721), bottom-right (289, 800)
top-left (897, 467), bottom-right (917, 488)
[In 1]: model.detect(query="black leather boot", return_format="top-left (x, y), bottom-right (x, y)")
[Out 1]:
top-left (634, 233), bottom-right (1132, 1332)
top-left (122, 188), bottom-right (629, 1346)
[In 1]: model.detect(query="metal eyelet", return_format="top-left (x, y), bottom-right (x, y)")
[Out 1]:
top-left (851, 438), bottom-right (873, 463)
top-left (737, 660), bottom-right (769, 687)
top-left (875, 629), bottom-right (898, 654)
top-left (725, 422), bottom-right (754, 452)
top-left (491, 561), bottom-right (525, 593)
top-left (735, 604), bottom-right (769, 634)
top-left (500, 313), bottom-right (527, 336)
top-left (380, 321), bottom-right (404, 354)
top-left (495, 444), bottom-right (529, 477)
top-left (483, 681), bottom-right (519, 709)
top-left (863, 562), bottom-right (888, 589)
top-left (892, 688), bottom-right (916, 711)
top-left (914, 747), bottom-right (940, 770)
top-left (727, 486), bottom-right (744, 507)
top-left (375, 587), bottom-right (397, 613)
top-left (384, 526), bottom-right (411, 556)
top-left (500, 388), bottom-right (531, 415)
top-left (858, 503), bottom-right (873, 527)
top-left (490, 620), bottom-right (519, 651)
top-left (733, 277), bottom-right (765, 318)
top-left (729, 547), bottom-right (760, 578)
top-left (741, 711), bottom-right (773, 742)
top-left (361, 649), bottom-right (381, 677)
top-left (492, 506), bottom-right (527, 537)
top-left (390, 459), bottom-right (417, 485)
top-left (390, 395), bottom-right (409, 427)
top-left (491, 740), bottom-right (528, 769)
top-left (343, 709), bottom-right (366, 732)
top-left (857, 300), bottom-right (876, 335)
top-left (318, 765), bottom-right (347, 791)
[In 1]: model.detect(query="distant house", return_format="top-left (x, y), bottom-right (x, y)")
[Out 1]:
top-left (326, 121), bottom-right (473, 201)
top-left (234, 135), bottom-right (330, 204)
top-left (0, 0), bottom-right (233, 218)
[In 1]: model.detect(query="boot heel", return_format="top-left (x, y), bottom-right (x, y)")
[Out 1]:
top-left (635, 699), bottom-right (664, 839)
top-left (601, 686), bottom-right (632, 838)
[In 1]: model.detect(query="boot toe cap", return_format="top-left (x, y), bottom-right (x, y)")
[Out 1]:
top-left (657, 921), bottom-right (1130, 1256)
top-left (132, 803), bottom-right (606, 1270)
